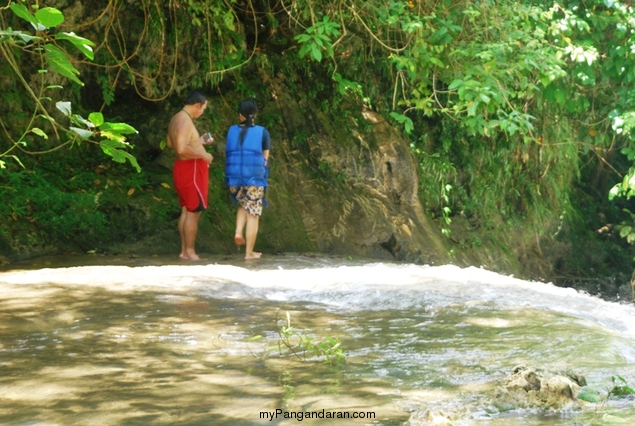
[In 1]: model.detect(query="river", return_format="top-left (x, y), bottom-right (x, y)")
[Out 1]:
top-left (1, 253), bottom-right (634, 425)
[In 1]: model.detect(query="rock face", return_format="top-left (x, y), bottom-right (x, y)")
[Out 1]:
top-left (258, 74), bottom-right (451, 264)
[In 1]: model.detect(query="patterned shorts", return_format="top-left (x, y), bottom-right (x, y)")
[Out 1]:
top-left (230, 186), bottom-right (265, 216)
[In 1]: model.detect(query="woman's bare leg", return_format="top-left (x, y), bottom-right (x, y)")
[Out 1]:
top-left (234, 206), bottom-right (246, 245)
top-left (244, 213), bottom-right (261, 260)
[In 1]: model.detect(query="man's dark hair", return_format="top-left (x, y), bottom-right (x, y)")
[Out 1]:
top-left (185, 90), bottom-right (207, 105)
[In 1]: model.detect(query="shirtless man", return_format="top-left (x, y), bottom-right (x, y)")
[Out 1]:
top-left (166, 90), bottom-right (213, 260)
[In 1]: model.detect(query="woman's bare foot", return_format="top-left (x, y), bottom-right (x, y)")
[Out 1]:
top-left (245, 252), bottom-right (261, 260)
top-left (234, 234), bottom-right (246, 245)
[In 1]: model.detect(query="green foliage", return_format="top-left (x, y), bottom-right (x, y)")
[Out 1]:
top-left (0, 162), bottom-right (177, 254)
top-left (0, 1), bottom-right (138, 171)
top-left (55, 102), bottom-right (140, 172)
top-left (333, 73), bottom-right (365, 102)
top-left (279, 0), bottom-right (635, 257)
top-left (294, 16), bottom-right (341, 62)
top-left (389, 112), bottom-right (414, 134)
top-left (7, 2), bottom-right (90, 85)
top-left (411, 146), bottom-right (456, 237)
top-left (609, 152), bottom-right (635, 256)
top-left (279, 0), bottom-right (579, 240)
top-left (0, 170), bottom-right (109, 248)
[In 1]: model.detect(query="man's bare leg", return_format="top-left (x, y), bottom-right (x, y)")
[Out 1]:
top-left (234, 206), bottom-right (246, 245)
top-left (244, 213), bottom-right (261, 260)
top-left (178, 207), bottom-right (188, 258)
top-left (182, 209), bottom-right (203, 260)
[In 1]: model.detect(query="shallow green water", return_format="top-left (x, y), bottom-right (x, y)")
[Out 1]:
top-left (1, 254), bottom-right (634, 425)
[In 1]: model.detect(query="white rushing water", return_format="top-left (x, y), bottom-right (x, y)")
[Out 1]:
top-left (4, 260), bottom-right (634, 334)
top-left (1, 255), bottom-right (634, 425)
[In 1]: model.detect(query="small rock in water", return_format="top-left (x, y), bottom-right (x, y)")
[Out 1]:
top-left (494, 364), bottom-right (586, 410)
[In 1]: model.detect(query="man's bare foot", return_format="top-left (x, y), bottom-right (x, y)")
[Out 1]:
top-left (234, 234), bottom-right (246, 245)
top-left (180, 253), bottom-right (203, 261)
top-left (245, 252), bottom-right (262, 260)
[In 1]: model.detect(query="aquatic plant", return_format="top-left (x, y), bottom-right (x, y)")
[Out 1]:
top-left (247, 311), bottom-right (346, 365)
top-left (276, 311), bottom-right (345, 365)
top-left (578, 375), bottom-right (635, 404)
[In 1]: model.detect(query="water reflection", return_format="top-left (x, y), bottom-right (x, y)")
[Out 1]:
top-left (1, 254), bottom-right (634, 425)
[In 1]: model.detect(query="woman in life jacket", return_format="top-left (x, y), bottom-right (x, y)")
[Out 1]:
top-left (225, 99), bottom-right (271, 259)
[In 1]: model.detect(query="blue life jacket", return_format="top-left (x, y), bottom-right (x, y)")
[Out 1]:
top-left (225, 124), bottom-right (268, 187)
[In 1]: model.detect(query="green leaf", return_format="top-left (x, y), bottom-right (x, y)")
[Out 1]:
top-left (100, 141), bottom-right (141, 172)
top-left (298, 43), bottom-right (311, 58)
top-left (71, 115), bottom-right (95, 129)
top-left (38, 114), bottom-right (57, 125)
top-left (429, 57), bottom-right (444, 67)
top-left (44, 44), bottom-right (83, 86)
top-left (610, 382), bottom-right (635, 396)
top-left (31, 128), bottom-right (48, 139)
top-left (100, 122), bottom-right (138, 135)
top-left (404, 117), bottom-right (414, 133)
top-left (608, 185), bottom-right (619, 201)
top-left (1, 155), bottom-right (25, 169)
top-left (311, 45), bottom-right (323, 62)
top-left (294, 34), bottom-right (310, 43)
top-left (70, 127), bottom-right (94, 139)
top-left (577, 387), bottom-right (603, 403)
top-left (467, 100), bottom-right (480, 116)
top-left (88, 112), bottom-right (105, 127)
top-left (620, 225), bottom-right (632, 238)
top-left (55, 32), bottom-right (95, 60)
top-left (612, 375), bottom-right (627, 384)
top-left (101, 139), bottom-right (129, 149)
top-left (55, 101), bottom-right (72, 116)
top-left (448, 79), bottom-right (463, 90)
top-left (389, 112), bottom-right (414, 133)
top-left (35, 7), bottom-right (64, 28)
top-left (100, 130), bottom-right (126, 143)
top-left (0, 29), bottom-right (41, 43)
top-left (9, 3), bottom-right (37, 27)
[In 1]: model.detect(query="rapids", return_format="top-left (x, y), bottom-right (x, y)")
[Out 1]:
top-left (1, 253), bottom-right (634, 425)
